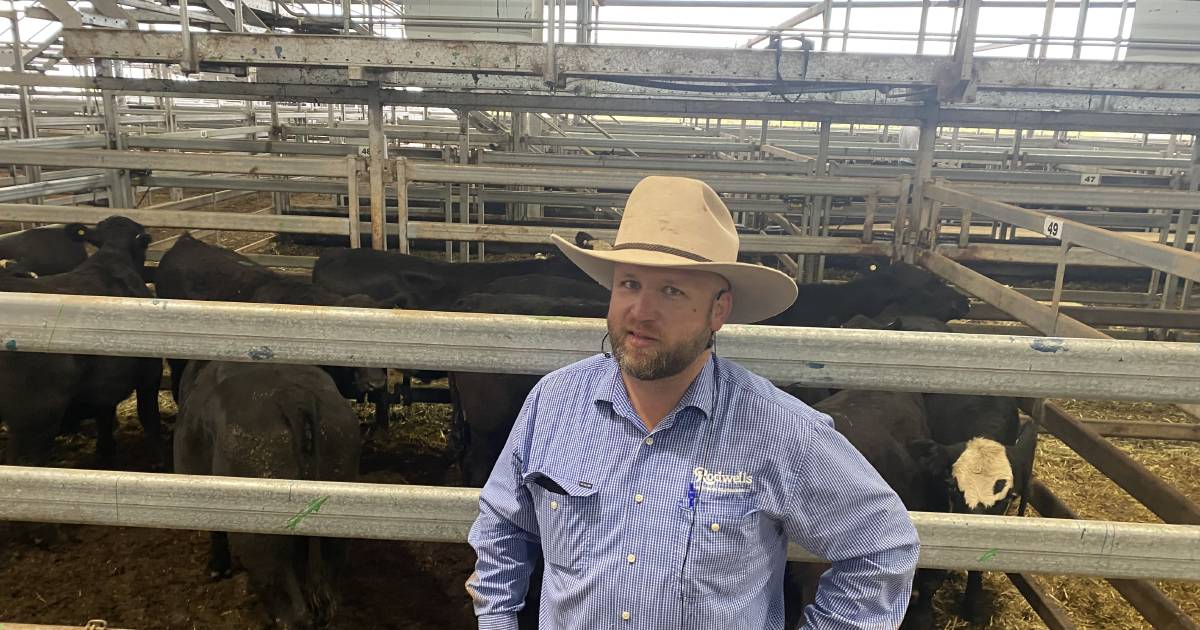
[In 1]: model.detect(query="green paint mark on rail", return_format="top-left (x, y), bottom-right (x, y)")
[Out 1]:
top-left (978, 548), bottom-right (998, 562)
top-left (285, 495), bottom-right (330, 531)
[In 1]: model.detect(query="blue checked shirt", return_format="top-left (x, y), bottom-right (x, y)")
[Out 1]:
top-left (468, 353), bottom-right (919, 630)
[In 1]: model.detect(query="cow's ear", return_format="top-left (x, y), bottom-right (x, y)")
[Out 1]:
top-left (909, 439), bottom-right (951, 478)
top-left (135, 233), bottom-right (152, 249)
top-left (1008, 419), bottom-right (1040, 486)
top-left (65, 223), bottom-right (90, 242)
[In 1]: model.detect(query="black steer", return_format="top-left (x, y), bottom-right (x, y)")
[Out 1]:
top-left (0, 222), bottom-right (91, 275)
top-left (0, 216), bottom-right (163, 466)
top-left (174, 360), bottom-right (360, 630)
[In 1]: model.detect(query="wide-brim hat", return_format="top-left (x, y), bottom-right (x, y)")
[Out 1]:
top-left (551, 176), bottom-right (798, 324)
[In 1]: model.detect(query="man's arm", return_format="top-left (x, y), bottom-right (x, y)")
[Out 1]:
top-left (781, 417), bottom-right (921, 630)
top-left (466, 388), bottom-right (544, 630)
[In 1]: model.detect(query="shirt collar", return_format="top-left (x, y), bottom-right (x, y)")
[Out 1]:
top-left (595, 352), bottom-right (718, 425)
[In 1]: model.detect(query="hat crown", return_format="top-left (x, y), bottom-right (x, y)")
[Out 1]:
top-left (614, 176), bottom-right (738, 263)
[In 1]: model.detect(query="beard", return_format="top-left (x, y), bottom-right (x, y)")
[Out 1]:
top-left (610, 322), bottom-right (712, 381)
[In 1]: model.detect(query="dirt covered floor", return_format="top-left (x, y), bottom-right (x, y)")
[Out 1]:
top-left (1, 394), bottom-right (1197, 629)
top-left (0, 397), bottom-right (478, 630)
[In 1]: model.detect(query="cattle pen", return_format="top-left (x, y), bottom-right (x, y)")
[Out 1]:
top-left (1, 1), bottom-right (1200, 628)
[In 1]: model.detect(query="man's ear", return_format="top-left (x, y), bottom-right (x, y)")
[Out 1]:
top-left (711, 288), bottom-right (733, 331)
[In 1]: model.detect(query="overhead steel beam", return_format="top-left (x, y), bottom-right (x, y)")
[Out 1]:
top-left (0, 148), bottom-right (345, 177)
top-left (61, 30), bottom-right (1200, 97)
top-left (7, 72), bottom-right (1199, 132)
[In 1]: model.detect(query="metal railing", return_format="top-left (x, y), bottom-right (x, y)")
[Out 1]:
top-left (0, 465), bottom-right (1196, 580)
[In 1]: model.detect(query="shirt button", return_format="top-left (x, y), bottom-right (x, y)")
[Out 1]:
top-left (627, 553), bottom-right (636, 564)
top-left (634, 493), bottom-right (644, 504)
top-left (550, 500), bottom-right (558, 510)
top-left (644, 437), bottom-right (654, 446)
top-left (711, 522), bottom-right (721, 533)
top-left (621, 611), bottom-right (631, 621)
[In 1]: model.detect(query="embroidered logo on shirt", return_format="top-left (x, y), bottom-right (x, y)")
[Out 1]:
top-left (693, 467), bottom-right (754, 494)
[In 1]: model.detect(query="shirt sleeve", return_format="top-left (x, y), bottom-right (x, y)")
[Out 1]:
top-left (466, 383), bottom-right (544, 629)
top-left (781, 412), bottom-right (921, 630)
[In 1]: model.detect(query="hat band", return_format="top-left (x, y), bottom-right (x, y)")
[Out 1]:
top-left (612, 242), bottom-right (711, 263)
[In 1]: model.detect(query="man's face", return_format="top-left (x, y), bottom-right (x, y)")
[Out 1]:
top-left (608, 264), bottom-right (731, 381)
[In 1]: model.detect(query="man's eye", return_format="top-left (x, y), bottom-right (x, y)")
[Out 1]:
top-left (620, 280), bottom-right (639, 290)
top-left (663, 286), bottom-right (683, 297)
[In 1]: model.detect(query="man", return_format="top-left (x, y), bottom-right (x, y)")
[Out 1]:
top-left (467, 176), bottom-right (919, 629)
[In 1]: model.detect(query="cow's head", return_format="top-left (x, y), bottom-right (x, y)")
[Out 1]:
top-left (91, 216), bottom-right (152, 264)
top-left (910, 420), bottom-right (1038, 515)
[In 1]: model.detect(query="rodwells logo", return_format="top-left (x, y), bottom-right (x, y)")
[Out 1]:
top-left (693, 467), bottom-right (754, 493)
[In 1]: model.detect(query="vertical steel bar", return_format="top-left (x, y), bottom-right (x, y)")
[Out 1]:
top-left (347, 156), bottom-right (361, 249)
top-left (368, 89), bottom-right (388, 251)
top-left (179, 0), bottom-right (194, 73)
top-left (1072, 0), bottom-right (1089, 60)
top-left (1039, 0), bottom-right (1056, 59)
top-left (1050, 239), bottom-right (1072, 335)
top-left (395, 157), bottom-right (409, 254)
top-left (841, 0), bottom-right (851, 52)
top-left (916, 0), bottom-right (930, 54)
top-left (458, 111), bottom-right (471, 261)
top-left (1113, 0), bottom-right (1129, 61)
top-left (862, 193), bottom-right (877, 244)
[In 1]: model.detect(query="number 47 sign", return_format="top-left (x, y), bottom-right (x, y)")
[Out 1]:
top-left (1043, 216), bottom-right (1065, 240)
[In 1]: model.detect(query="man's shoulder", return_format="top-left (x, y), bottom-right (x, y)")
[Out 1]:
top-left (530, 353), bottom-right (612, 399)
top-left (717, 357), bottom-right (834, 432)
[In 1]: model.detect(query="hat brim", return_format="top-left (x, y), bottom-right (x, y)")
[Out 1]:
top-left (551, 234), bottom-right (798, 324)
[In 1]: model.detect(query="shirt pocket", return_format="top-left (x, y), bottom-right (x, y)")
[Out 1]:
top-left (524, 469), bottom-right (601, 574)
top-left (677, 492), bottom-right (767, 598)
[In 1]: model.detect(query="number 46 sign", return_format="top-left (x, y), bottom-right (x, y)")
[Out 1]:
top-left (1043, 216), bottom-right (1065, 240)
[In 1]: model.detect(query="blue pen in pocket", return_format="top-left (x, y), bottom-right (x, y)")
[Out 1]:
top-left (687, 482), bottom-right (698, 509)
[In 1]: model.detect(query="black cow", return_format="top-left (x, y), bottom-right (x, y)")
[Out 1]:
top-left (311, 247), bottom-right (589, 310)
top-left (763, 261), bottom-right (969, 327)
top-left (847, 313), bottom-right (1039, 624)
top-left (0, 223), bottom-right (91, 275)
top-left (448, 291), bottom-right (608, 488)
top-left (0, 216), bottom-right (163, 466)
top-left (174, 360), bottom-right (360, 630)
top-left (155, 235), bottom-right (392, 418)
top-left (782, 388), bottom-right (945, 630)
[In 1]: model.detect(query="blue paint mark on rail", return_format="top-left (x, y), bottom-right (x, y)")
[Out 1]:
top-left (3, 340), bottom-right (15, 351)
top-left (247, 346), bottom-right (274, 360)
top-left (806, 361), bottom-right (826, 369)
top-left (1030, 338), bottom-right (1068, 354)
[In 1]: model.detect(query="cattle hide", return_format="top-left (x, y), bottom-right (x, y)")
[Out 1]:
top-left (0, 216), bottom-right (163, 466)
top-left (155, 235), bottom-right (390, 413)
top-left (174, 360), bottom-right (361, 630)
top-left (783, 389), bottom-right (945, 630)
top-left (0, 222), bottom-right (90, 275)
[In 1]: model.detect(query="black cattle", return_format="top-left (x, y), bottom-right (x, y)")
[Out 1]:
top-left (448, 291), bottom-right (608, 488)
top-left (155, 235), bottom-right (391, 416)
top-left (174, 360), bottom-right (360, 630)
top-left (0, 216), bottom-right (163, 466)
top-left (311, 247), bottom-right (589, 310)
top-left (0, 223), bottom-right (91, 275)
top-left (783, 388), bottom-right (945, 630)
top-left (851, 313), bottom-right (1039, 624)
top-left (763, 261), bottom-right (969, 327)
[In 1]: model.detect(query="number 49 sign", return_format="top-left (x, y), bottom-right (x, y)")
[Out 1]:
top-left (1043, 216), bottom-right (1065, 240)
